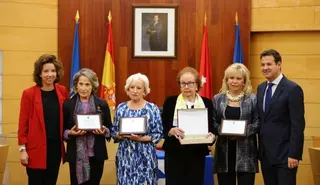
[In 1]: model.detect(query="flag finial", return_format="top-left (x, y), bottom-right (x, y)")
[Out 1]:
top-left (108, 11), bottom-right (112, 22)
top-left (204, 13), bottom-right (207, 26)
top-left (75, 10), bottom-right (80, 22)
top-left (235, 12), bottom-right (238, 25)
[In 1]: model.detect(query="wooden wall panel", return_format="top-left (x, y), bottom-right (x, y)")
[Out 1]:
top-left (58, 0), bottom-right (251, 106)
top-left (252, 0), bottom-right (320, 8)
top-left (2, 51), bottom-right (52, 75)
top-left (0, 2), bottom-right (57, 28)
top-left (2, 100), bottom-right (20, 124)
top-left (0, 0), bottom-right (57, 5)
top-left (1, 124), bottom-right (18, 133)
top-left (2, 76), bottom-right (33, 100)
top-left (252, 0), bottom-right (320, 31)
top-left (250, 32), bottom-right (320, 55)
top-left (0, 27), bottom-right (57, 52)
top-left (252, 7), bottom-right (319, 31)
top-left (305, 104), bottom-right (320, 127)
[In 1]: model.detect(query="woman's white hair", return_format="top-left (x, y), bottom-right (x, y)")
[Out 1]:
top-left (124, 73), bottom-right (151, 96)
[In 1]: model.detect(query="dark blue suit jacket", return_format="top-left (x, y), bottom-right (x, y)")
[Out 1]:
top-left (257, 76), bottom-right (305, 165)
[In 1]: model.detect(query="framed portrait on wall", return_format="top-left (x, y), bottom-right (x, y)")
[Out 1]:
top-left (132, 4), bottom-right (178, 59)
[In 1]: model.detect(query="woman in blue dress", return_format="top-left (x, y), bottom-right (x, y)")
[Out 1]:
top-left (111, 73), bottom-right (163, 185)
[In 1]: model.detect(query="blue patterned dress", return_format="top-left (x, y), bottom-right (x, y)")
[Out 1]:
top-left (111, 102), bottom-right (163, 185)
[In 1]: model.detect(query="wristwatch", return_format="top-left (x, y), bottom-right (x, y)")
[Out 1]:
top-left (18, 146), bottom-right (26, 152)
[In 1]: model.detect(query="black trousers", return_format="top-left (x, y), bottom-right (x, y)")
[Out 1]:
top-left (69, 157), bottom-right (104, 185)
top-left (26, 140), bottom-right (61, 185)
top-left (217, 172), bottom-right (255, 185)
top-left (217, 139), bottom-right (255, 185)
top-left (165, 152), bottom-right (206, 185)
top-left (261, 157), bottom-right (297, 185)
top-left (26, 165), bottom-right (60, 185)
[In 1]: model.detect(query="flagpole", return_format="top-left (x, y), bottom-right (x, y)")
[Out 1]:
top-left (108, 10), bottom-right (112, 22)
top-left (235, 12), bottom-right (238, 25)
top-left (75, 10), bottom-right (80, 22)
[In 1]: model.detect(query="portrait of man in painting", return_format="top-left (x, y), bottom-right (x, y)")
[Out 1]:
top-left (141, 13), bottom-right (168, 51)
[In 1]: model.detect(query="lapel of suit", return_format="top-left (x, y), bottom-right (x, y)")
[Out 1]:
top-left (221, 95), bottom-right (228, 119)
top-left (55, 84), bottom-right (65, 137)
top-left (34, 86), bottom-right (46, 133)
top-left (265, 77), bottom-right (285, 116)
top-left (55, 84), bottom-right (66, 112)
top-left (70, 95), bottom-right (77, 116)
top-left (258, 82), bottom-right (267, 116)
top-left (93, 95), bottom-right (101, 113)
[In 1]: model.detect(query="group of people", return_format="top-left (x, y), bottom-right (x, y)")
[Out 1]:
top-left (17, 48), bottom-right (305, 185)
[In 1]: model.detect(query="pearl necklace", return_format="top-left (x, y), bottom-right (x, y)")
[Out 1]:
top-left (226, 91), bottom-right (244, 102)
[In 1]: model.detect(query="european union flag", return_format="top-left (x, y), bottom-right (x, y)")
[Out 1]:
top-left (233, 13), bottom-right (243, 64)
top-left (70, 20), bottom-right (80, 97)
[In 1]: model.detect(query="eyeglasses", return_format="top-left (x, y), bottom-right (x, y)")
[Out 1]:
top-left (179, 81), bottom-right (196, 88)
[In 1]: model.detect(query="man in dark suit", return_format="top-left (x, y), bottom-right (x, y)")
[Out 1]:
top-left (146, 14), bottom-right (164, 51)
top-left (257, 49), bottom-right (305, 185)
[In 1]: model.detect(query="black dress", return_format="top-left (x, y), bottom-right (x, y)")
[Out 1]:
top-left (225, 106), bottom-right (240, 173)
top-left (162, 95), bottom-right (214, 185)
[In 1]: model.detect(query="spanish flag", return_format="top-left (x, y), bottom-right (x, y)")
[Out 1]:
top-left (100, 11), bottom-right (116, 119)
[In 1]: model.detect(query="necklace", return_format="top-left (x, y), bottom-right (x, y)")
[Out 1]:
top-left (226, 91), bottom-right (244, 102)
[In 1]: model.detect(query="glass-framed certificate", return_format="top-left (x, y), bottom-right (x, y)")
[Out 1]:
top-left (76, 114), bottom-right (102, 130)
top-left (177, 108), bottom-right (214, 145)
top-left (220, 119), bottom-right (247, 136)
top-left (119, 117), bottom-right (147, 135)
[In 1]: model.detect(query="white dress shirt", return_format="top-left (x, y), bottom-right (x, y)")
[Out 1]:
top-left (263, 73), bottom-right (283, 112)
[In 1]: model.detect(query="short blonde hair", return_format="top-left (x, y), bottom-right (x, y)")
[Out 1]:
top-left (220, 63), bottom-right (252, 95)
top-left (124, 73), bottom-right (151, 96)
top-left (73, 68), bottom-right (99, 93)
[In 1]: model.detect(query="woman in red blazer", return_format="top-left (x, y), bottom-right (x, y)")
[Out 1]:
top-left (18, 54), bottom-right (69, 185)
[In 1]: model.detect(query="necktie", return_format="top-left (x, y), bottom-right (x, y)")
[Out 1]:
top-left (264, 83), bottom-right (274, 112)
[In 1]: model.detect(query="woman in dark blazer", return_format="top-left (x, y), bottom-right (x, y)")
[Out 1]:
top-left (18, 54), bottom-right (69, 185)
top-left (212, 63), bottom-right (259, 185)
top-left (63, 68), bottom-right (112, 185)
top-left (162, 67), bottom-right (214, 185)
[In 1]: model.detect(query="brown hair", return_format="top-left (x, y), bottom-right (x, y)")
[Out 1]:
top-left (33, 54), bottom-right (64, 87)
top-left (260, 49), bottom-right (282, 64)
top-left (176, 66), bottom-right (202, 91)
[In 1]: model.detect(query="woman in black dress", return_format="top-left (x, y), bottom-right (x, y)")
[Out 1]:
top-left (161, 67), bottom-right (214, 185)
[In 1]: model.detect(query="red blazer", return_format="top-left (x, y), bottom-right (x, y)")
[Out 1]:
top-left (18, 84), bottom-right (69, 169)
